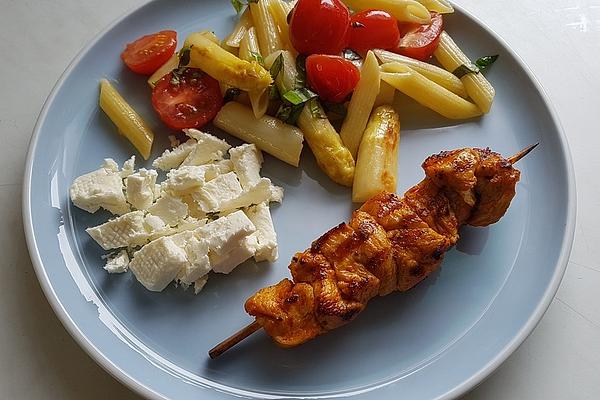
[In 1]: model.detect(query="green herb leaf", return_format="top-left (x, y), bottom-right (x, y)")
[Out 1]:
top-left (322, 101), bottom-right (347, 118)
top-left (282, 87), bottom-right (317, 106)
top-left (342, 48), bottom-right (362, 62)
top-left (178, 47), bottom-right (191, 67)
top-left (475, 54), bottom-right (499, 72)
top-left (268, 84), bottom-right (280, 100)
top-left (295, 54), bottom-right (307, 88)
top-left (270, 53), bottom-right (284, 80)
top-left (276, 103), bottom-right (304, 124)
top-left (452, 63), bottom-right (479, 78)
top-left (249, 51), bottom-right (264, 66)
top-left (170, 67), bottom-right (187, 85)
top-left (231, 0), bottom-right (245, 13)
top-left (308, 98), bottom-right (327, 119)
top-left (224, 88), bottom-right (241, 102)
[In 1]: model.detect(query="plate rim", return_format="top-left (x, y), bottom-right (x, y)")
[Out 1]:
top-left (22, 1), bottom-right (577, 399)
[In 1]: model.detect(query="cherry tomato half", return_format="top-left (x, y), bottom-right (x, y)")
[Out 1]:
top-left (306, 55), bottom-right (360, 103)
top-left (349, 10), bottom-right (400, 53)
top-left (121, 30), bottom-right (177, 75)
top-left (151, 68), bottom-right (223, 130)
top-left (395, 13), bottom-right (443, 61)
top-left (289, 0), bottom-right (350, 55)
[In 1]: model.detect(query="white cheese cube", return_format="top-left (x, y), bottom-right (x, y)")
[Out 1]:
top-left (214, 159), bottom-right (234, 175)
top-left (148, 194), bottom-right (188, 226)
top-left (126, 168), bottom-right (158, 210)
top-left (86, 211), bottom-right (149, 250)
top-left (229, 144), bottom-right (263, 189)
top-left (219, 178), bottom-right (283, 211)
top-left (193, 172), bottom-right (243, 212)
top-left (129, 237), bottom-right (188, 291)
top-left (70, 164), bottom-right (129, 215)
top-left (103, 250), bottom-right (129, 274)
top-left (152, 139), bottom-right (196, 171)
top-left (245, 202), bottom-right (278, 262)
top-left (194, 275), bottom-right (209, 294)
top-left (174, 234), bottom-right (211, 284)
top-left (102, 158), bottom-right (119, 172)
top-left (161, 165), bottom-right (218, 194)
top-left (181, 129), bottom-right (231, 166)
top-left (199, 210), bottom-right (256, 256)
top-left (211, 235), bottom-right (257, 274)
top-left (120, 156), bottom-right (136, 178)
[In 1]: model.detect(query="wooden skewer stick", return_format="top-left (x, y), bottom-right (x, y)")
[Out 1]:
top-left (208, 144), bottom-right (539, 359)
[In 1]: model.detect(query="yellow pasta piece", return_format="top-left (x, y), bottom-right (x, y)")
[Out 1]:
top-left (249, 1), bottom-right (283, 56)
top-left (353, 106), bottom-right (400, 202)
top-left (183, 32), bottom-right (272, 92)
top-left (380, 66), bottom-right (482, 119)
top-left (375, 50), bottom-right (468, 98)
top-left (414, 0), bottom-right (453, 13)
top-left (147, 54), bottom-right (179, 88)
top-left (225, 8), bottom-right (253, 48)
top-left (214, 102), bottom-right (303, 167)
top-left (434, 31), bottom-right (495, 113)
top-left (239, 27), bottom-right (268, 118)
top-left (373, 81), bottom-right (396, 107)
top-left (265, 0), bottom-right (296, 55)
top-left (342, 0), bottom-right (431, 24)
top-left (99, 80), bottom-right (154, 160)
top-left (340, 51), bottom-right (381, 158)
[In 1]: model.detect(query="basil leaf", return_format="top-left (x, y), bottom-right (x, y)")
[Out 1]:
top-left (178, 47), bottom-right (191, 67)
top-left (295, 54), bottom-right (307, 88)
top-left (322, 101), bottom-right (347, 118)
top-left (276, 103), bottom-right (304, 124)
top-left (224, 88), bottom-right (241, 102)
top-left (170, 67), bottom-right (187, 85)
top-left (270, 53), bottom-right (284, 80)
top-left (268, 84), bottom-right (280, 100)
top-left (282, 87), bottom-right (317, 106)
top-left (342, 48), bottom-right (362, 62)
top-left (452, 63), bottom-right (479, 78)
top-left (475, 54), bottom-right (499, 72)
top-left (308, 98), bottom-right (327, 119)
top-left (231, 0), bottom-right (244, 13)
top-left (249, 51), bottom-right (264, 66)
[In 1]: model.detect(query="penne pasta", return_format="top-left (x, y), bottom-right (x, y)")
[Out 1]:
top-left (214, 102), bottom-right (304, 167)
top-left (380, 66), bottom-right (482, 120)
top-left (225, 8), bottom-right (253, 48)
top-left (375, 49), bottom-right (468, 98)
top-left (434, 31), bottom-right (495, 113)
top-left (340, 51), bottom-right (381, 158)
top-left (341, 0), bottom-right (431, 24)
top-left (373, 81), bottom-right (396, 107)
top-left (250, 1), bottom-right (283, 57)
top-left (148, 53), bottom-right (178, 88)
top-left (99, 80), bottom-right (154, 160)
top-left (281, 0), bottom-right (297, 13)
top-left (240, 27), bottom-right (269, 118)
top-left (183, 32), bottom-right (272, 92)
top-left (414, 0), bottom-right (454, 13)
top-left (264, 50), bottom-right (296, 94)
top-left (353, 105), bottom-right (400, 202)
top-left (265, 0), bottom-right (296, 55)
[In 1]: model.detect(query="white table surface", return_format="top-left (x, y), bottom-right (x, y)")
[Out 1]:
top-left (1, 0), bottom-right (599, 398)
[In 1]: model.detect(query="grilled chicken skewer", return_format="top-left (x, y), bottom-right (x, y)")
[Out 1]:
top-left (209, 145), bottom-right (536, 358)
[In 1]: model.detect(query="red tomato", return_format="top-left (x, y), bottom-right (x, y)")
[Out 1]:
top-left (306, 55), bottom-right (360, 103)
top-left (121, 30), bottom-right (177, 75)
top-left (289, 0), bottom-right (350, 55)
top-left (349, 10), bottom-right (400, 53)
top-left (151, 68), bottom-right (223, 130)
top-left (395, 13), bottom-right (443, 61)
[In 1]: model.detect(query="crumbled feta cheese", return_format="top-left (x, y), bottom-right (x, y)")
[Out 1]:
top-left (177, 194), bottom-right (207, 219)
top-left (172, 232), bottom-right (211, 284)
top-left (103, 250), bottom-right (130, 273)
top-left (199, 210), bottom-right (256, 256)
top-left (161, 165), bottom-right (219, 194)
top-left (245, 202), bottom-right (278, 262)
top-left (86, 211), bottom-right (149, 250)
top-left (147, 194), bottom-right (189, 226)
top-left (126, 168), bottom-right (158, 210)
top-left (214, 159), bottom-right (234, 175)
top-left (152, 139), bottom-right (196, 171)
top-left (181, 129), bottom-right (231, 166)
top-left (211, 235), bottom-right (257, 274)
top-left (219, 178), bottom-right (282, 211)
top-left (70, 164), bottom-right (129, 215)
top-left (102, 158), bottom-right (119, 172)
top-left (120, 156), bottom-right (136, 178)
top-left (194, 275), bottom-right (209, 294)
top-left (229, 144), bottom-right (263, 189)
top-left (129, 237), bottom-right (189, 291)
top-left (193, 172), bottom-right (243, 212)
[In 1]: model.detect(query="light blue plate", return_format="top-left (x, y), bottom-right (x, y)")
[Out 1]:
top-left (23, 1), bottom-right (576, 399)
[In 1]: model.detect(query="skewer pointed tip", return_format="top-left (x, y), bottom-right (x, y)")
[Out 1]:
top-left (508, 143), bottom-right (539, 165)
